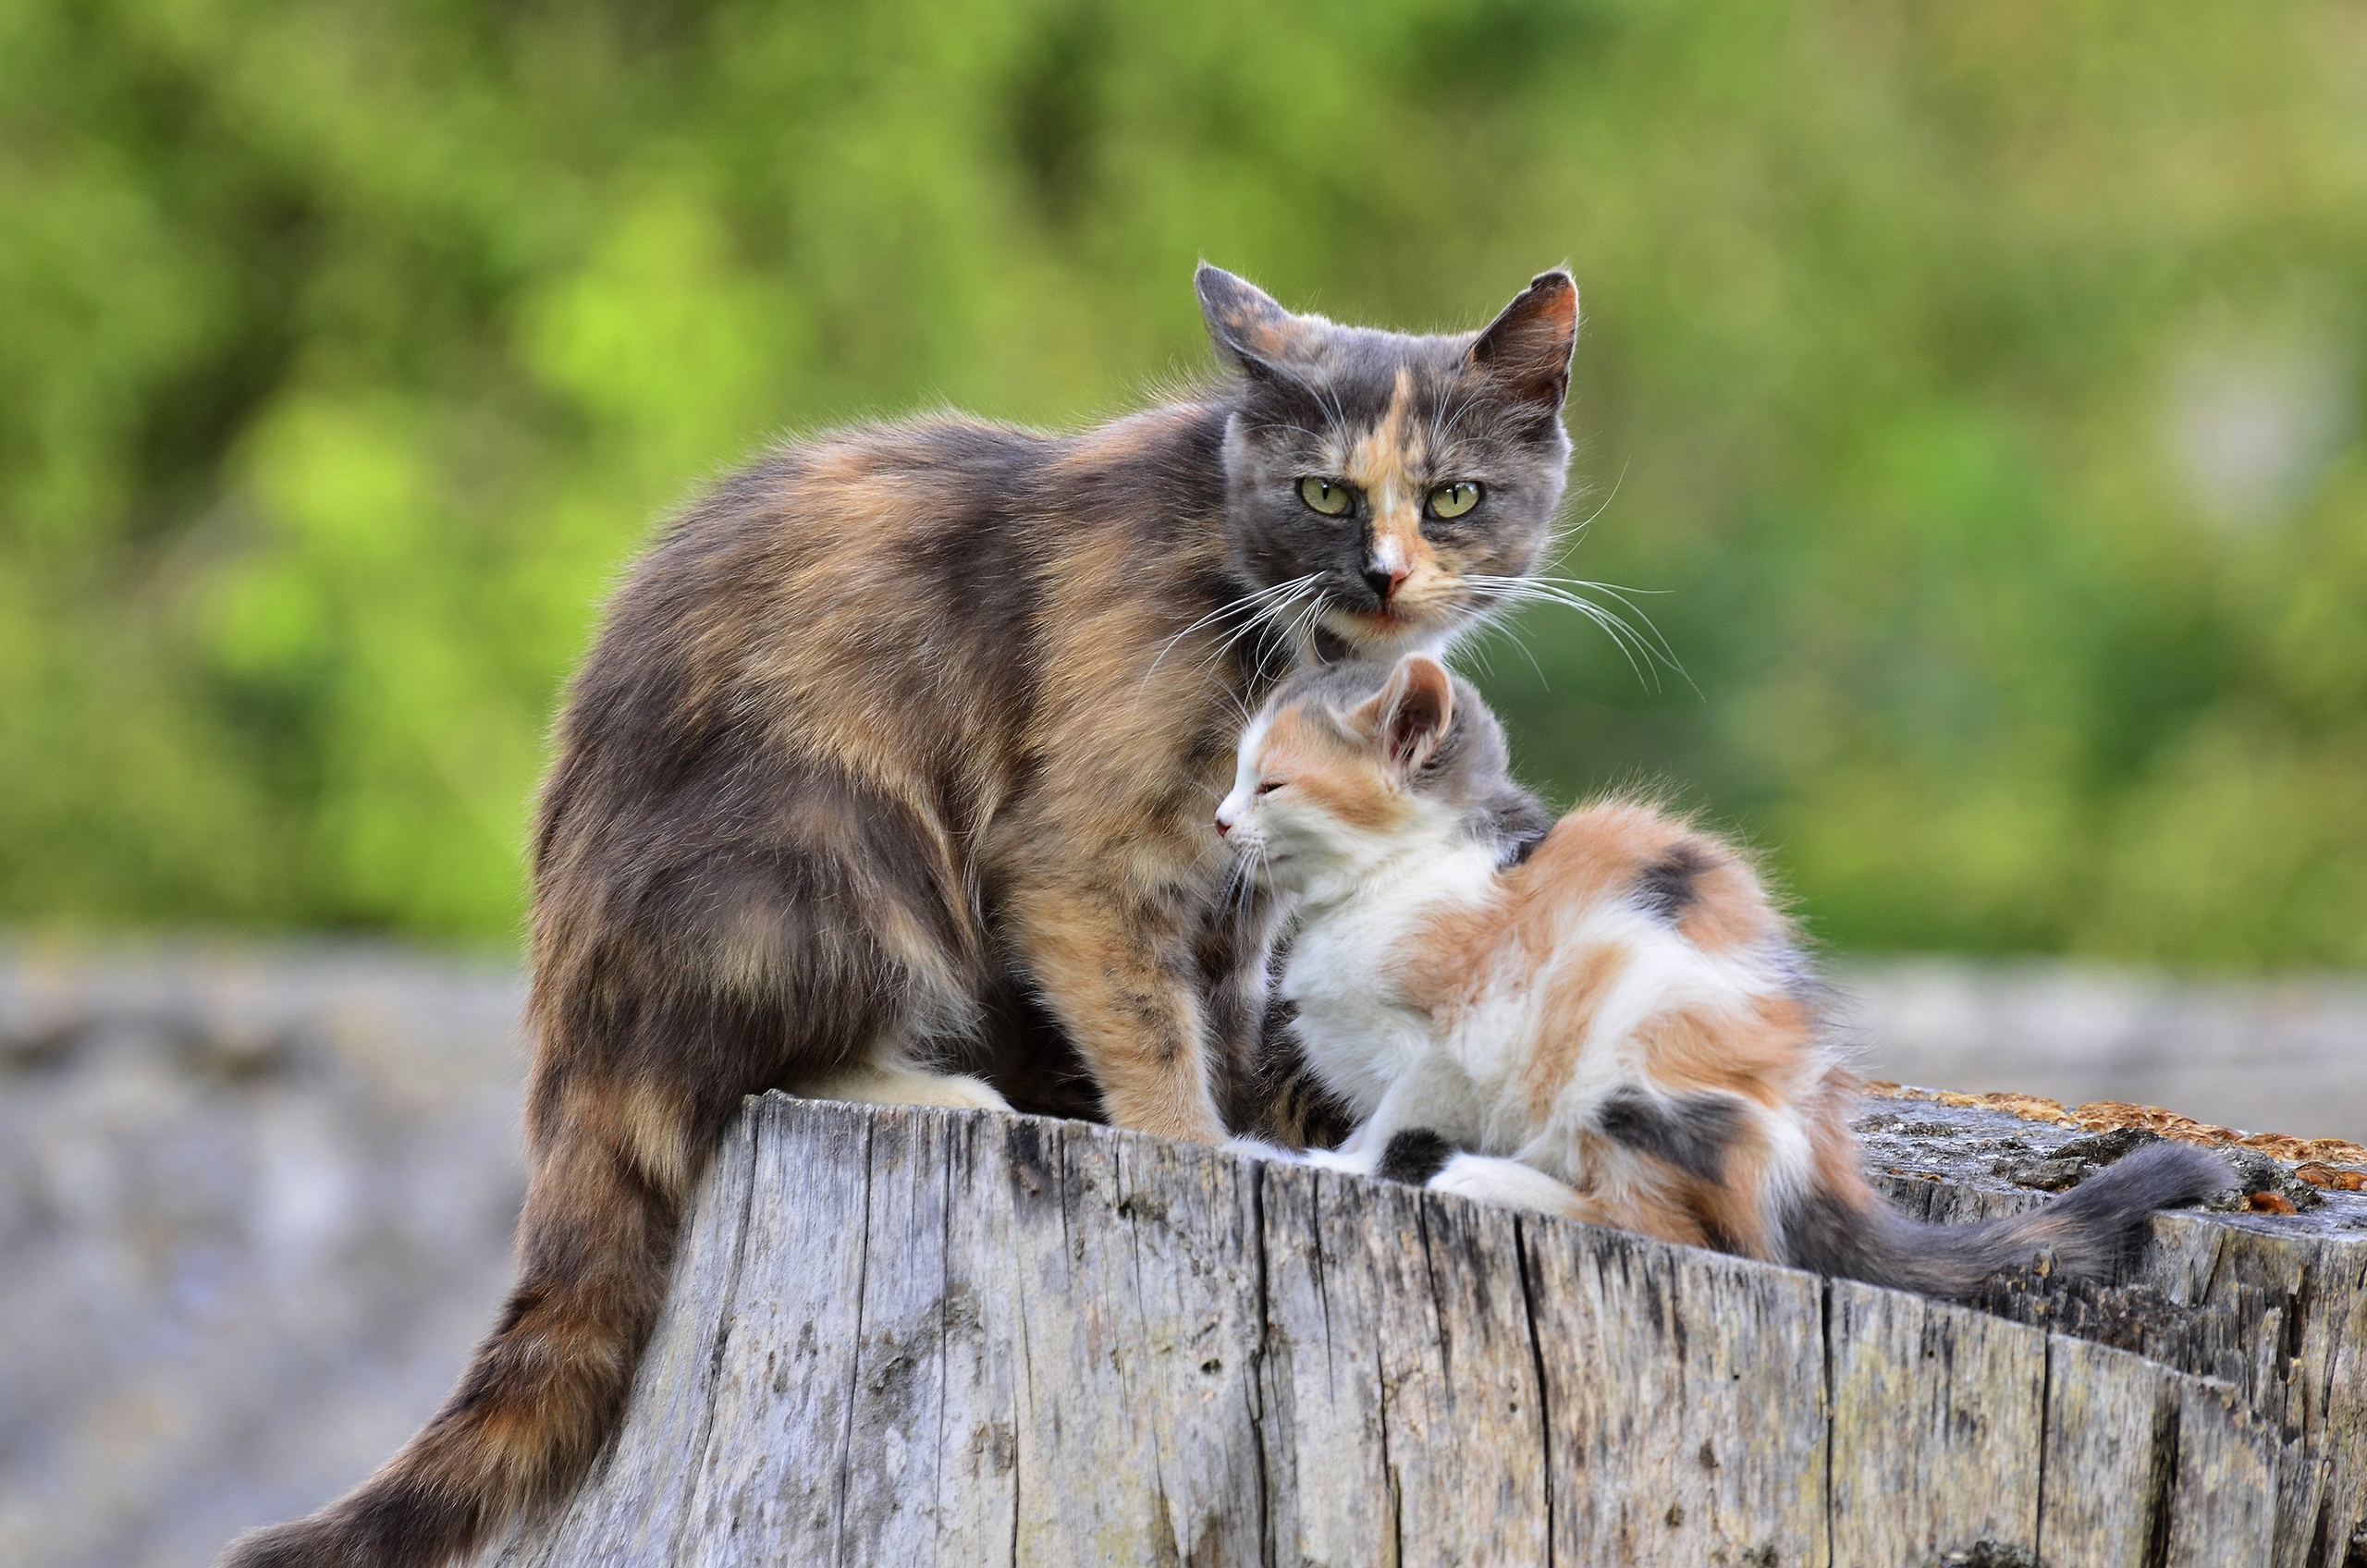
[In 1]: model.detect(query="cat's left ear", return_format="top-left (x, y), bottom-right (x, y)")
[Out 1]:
top-left (1372, 655), bottom-right (1456, 774)
top-left (1466, 269), bottom-right (1579, 410)
top-left (1196, 263), bottom-right (1310, 374)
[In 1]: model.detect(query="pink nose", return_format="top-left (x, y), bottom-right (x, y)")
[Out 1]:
top-left (1213, 815), bottom-right (1232, 837)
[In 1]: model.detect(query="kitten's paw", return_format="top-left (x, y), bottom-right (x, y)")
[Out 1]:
top-left (1221, 1135), bottom-right (1310, 1164)
top-left (1304, 1145), bottom-right (1382, 1178)
top-left (1428, 1152), bottom-right (1587, 1218)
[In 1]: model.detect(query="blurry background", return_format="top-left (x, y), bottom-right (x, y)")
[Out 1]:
top-left (8, 0), bottom-right (2367, 962)
top-left (5, 1), bottom-right (2365, 1562)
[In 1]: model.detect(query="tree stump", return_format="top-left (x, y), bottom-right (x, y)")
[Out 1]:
top-left (496, 1093), bottom-right (2367, 1567)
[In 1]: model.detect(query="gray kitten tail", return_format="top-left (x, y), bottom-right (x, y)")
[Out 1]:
top-left (1784, 1143), bottom-right (2229, 1298)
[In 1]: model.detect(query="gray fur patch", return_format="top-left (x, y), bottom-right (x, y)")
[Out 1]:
top-left (1595, 1088), bottom-right (1743, 1182)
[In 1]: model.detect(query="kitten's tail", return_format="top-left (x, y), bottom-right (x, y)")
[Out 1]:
top-left (217, 1073), bottom-right (703, 1568)
top-left (1784, 1142), bottom-right (2228, 1299)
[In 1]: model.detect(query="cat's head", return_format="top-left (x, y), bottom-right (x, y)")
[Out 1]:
top-left (1196, 263), bottom-right (1577, 662)
top-left (1216, 654), bottom-right (1550, 896)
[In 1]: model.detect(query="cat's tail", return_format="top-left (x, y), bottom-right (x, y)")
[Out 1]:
top-left (1784, 1142), bottom-right (2228, 1299)
top-left (217, 1071), bottom-right (707, 1568)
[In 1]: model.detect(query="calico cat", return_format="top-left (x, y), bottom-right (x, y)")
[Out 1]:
top-left (222, 265), bottom-right (1582, 1568)
top-left (1219, 655), bottom-right (2227, 1296)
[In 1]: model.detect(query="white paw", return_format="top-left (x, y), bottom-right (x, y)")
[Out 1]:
top-left (911, 1072), bottom-right (1013, 1112)
top-left (1221, 1135), bottom-right (1311, 1164)
top-left (797, 1066), bottom-right (1012, 1113)
top-left (1427, 1152), bottom-right (1581, 1216)
top-left (1304, 1145), bottom-right (1381, 1178)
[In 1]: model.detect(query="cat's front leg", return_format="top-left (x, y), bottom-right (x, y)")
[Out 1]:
top-left (1311, 1052), bottom-right (1484, 1176)
top-left (1001, 872), bottom-right (1228, 1143)
top-left (1192, 883), bottom-right (1285, 1132)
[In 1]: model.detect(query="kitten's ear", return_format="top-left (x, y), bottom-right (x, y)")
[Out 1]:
top-left (1196, 263), bottom-right (1307, 374)
top-left (1376, 655), bottom-right (1456, 774)
top-left (1466, 269), bottom-right (1579, 410)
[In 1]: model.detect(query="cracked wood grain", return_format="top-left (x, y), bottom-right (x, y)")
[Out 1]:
top-left (493, 1096), bottom-right (2342, 1568)
top-left (495, 1099), bottom-right (762, 1568)
top-left (1888, 1172), bottom-right (2366, 1568)
top-left (1518, 1219), bottom-right (1827, 1563)
top-left (1257, 1166), bottom-right (1549, 1566)
top-left (1826, 1279), bottom-right (2044, 1566)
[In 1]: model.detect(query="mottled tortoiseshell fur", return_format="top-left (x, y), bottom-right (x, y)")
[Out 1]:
top-left (1222, 656), bottom-right (2228, 1301)
top-left (220, 265), bottom-right (1581, 1568)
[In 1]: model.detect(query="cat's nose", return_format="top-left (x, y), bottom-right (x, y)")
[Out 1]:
top-left (1213, 815), bottom-right (1232, 837)
top-left (1364, 565), bottom-right (1404, 604)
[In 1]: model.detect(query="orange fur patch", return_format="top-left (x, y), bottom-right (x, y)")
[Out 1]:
top-left (1512, 800), bottom-right (1786, 959)
top-left (1340, 368), bottom-right (1444, 607)
top-left (1215, 303), bottom-right (1312, 359)
top-left (1255, 705), bottom-right (1404, 831)
top-left (1586, 1177), bottom-right (1712, 1250)
top-left (1696, 1121), bottom-right (1780, 1258)
top-left (1673, 851), bottom-right (1782, 953)
top-left (1390, 898), bottom-right (1506, 1030)
top-left (1516, 940), bottom-right (1628, 1121)
top-left (1515, 801), bottom-right (1671, 908)
top-left (1633, 1004), bottom-right (1804, 1109)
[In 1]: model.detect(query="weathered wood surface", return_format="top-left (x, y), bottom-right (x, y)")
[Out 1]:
top-left (497, 1094), bottom-right (2365, 1568)
top-left (1862, 1096), bottom-right (2367, 1567)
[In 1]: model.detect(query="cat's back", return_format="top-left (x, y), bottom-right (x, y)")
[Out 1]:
top-left (1507, 799), bottom-right (1785, 956)
top-left (604, 416), bottom-right (1064, 664)
top-left (574, 404), bottom-right (1226, 726)
top-left (541, 401), bottom-right (1245, 871)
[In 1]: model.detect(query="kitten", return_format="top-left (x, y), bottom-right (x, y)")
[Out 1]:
top-left (221, 266), bottom-right (1582, 1568)
top-left (1220, 655), bottom-right (2226, 1297)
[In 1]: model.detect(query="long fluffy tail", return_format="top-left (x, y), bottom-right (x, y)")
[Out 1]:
top-left (219, 1083), bottom-right (697, 1568)
top-left (1784, 1142), bottom-right (2228, 1299)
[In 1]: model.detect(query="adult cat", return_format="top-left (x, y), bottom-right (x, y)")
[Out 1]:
top-left (222, 264), bottom-right (1580, 1568)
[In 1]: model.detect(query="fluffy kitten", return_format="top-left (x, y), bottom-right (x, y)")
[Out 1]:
top-left (1220, 655), bottom-right (2226, 1296)
top-left (221, 266), bottom-right (1581, 1568)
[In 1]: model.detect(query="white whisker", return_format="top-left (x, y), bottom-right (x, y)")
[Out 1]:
top-left (1461, 572), bottom-right (1691, 692)
top-left (1543, 459), bottom-right (1628, 560)
top-left (1133, 572), bottom-right (1322, 709)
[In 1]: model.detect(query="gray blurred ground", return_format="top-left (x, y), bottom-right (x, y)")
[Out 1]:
top-left (1831, 958), bottom-right (2367, 1144)
top-left (3, 943), bottom-right (2362, 1568)
top-left (0, 945), bottom-right (528, 1568)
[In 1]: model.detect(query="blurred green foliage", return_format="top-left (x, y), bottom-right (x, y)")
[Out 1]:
top-left (3, 0), bottom-right (2363, 964)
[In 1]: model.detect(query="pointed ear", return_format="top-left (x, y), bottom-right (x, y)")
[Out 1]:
top-left (1196, 263), bottom-right (1307, 374)
top-left (1369, 655), bottom-right (1455, 774)
top-left (1466, 268), bottom-right (1578, 410)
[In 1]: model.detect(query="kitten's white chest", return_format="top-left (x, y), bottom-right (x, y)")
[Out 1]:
top-left (1279, 846), bottom-right (1501, 1121)
top-left (1281, 914), bottom-right (1425, 1117)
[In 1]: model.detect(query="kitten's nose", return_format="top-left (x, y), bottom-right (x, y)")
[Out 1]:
top-left (1213, 815), bottom-right (1232, 837)
top-left (1364, 565), bottom-right (1404, 604)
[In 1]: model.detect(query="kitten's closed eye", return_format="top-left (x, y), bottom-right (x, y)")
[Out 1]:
top-left (1255, 779), bottom-right (1285, 796)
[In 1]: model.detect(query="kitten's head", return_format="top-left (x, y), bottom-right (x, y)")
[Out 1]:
top-left (1215, 654), bottom-right (1550, 894)
top-left (1196, 263), bottom-right (1578, 661)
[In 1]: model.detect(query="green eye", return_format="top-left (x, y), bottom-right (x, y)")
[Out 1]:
top-left (1427, 481), bottom-right (1482, 520)
top-left (1298, 476), bottom-right (1354, 516)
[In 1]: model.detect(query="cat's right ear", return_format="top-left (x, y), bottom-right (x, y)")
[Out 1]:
top-left (1466, 269), bottom-right (1579, 410)
top-left (1196, 263), bottom-right (1306, 375)
top-left (1375, 655), bottom-right (1456, 774)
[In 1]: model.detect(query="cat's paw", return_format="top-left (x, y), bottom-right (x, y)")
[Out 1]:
top-left (1220, 1135), bottom-right (1309, 1164)
top-left (1428, 1152), bottom-right (1585, 1217)
top-left (924, 1072), bottom-right (1017, 1112)
top-left (1303, 1145), bottom-right (1382, 1178)
top-left (798, 1063), bottom-right (1013, 1113)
